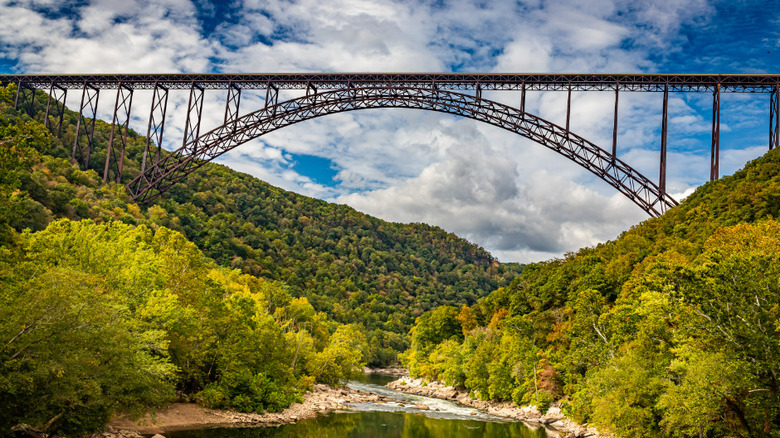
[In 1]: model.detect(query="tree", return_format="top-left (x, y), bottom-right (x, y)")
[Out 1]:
top-left (313, 324), bottom-right (368, 385)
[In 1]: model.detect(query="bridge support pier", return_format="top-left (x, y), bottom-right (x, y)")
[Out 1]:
top-left (224, 82), bottom-right (241, 128)
top-left (612, 86), bottom-right (619, 160)
top-left (772, 84), bottom-right (779, 150)
top-left (142, 82), bottom-right (169, 175)
top-left (183, 82), bottom-right (204, 153)
top-left (72, 82), bottom-right (100, 170)
top-left (565, 82), bottom-right (572, 136)
top-left (711, 84), bottom-right (720, 181)
top-left (105, 84), bottom-right (133, 183)
top-left (265, 82), bottom-right (279, 116)
top-left (44, 82), bottom-right (67, 136)
top-left (659, 84), bottom-right (668, 196)
top-left (14, 81), bottom-right (36, 117)
top-left (520, 81), bottom-right (526, 120)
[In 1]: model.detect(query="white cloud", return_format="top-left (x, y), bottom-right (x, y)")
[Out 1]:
top-left (0, 0), bottom-right (214, 73)
top-left (2, 0), bottom-right (772, 263)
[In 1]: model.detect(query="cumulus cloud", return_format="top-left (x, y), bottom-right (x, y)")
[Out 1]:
top-left (0, 0), bottom-right (214, 73)
top-left (336, 119), bottom-right (646, 261)
top-left (0, 0), bottom-right (774, 262)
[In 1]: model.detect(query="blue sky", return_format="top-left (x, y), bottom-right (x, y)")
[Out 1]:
top-left (1, 0), bottom-right (778, 262)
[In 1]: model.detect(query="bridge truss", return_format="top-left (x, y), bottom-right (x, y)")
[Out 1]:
top-left (3, 73), bottom-right (780, 217)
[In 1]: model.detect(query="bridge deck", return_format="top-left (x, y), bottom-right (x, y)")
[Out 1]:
top-left (2, 73), bottom-right (779, 92)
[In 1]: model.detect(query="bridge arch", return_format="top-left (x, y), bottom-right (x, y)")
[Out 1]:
top-left (126, 86), bottom-right (678, 216)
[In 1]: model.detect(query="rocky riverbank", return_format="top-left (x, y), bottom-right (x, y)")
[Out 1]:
top-left (386, 377), bottom-right (611, 438)
top-left (107, 384), bottom-right (388, 435)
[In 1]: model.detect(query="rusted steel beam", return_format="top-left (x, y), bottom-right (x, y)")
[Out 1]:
top-left (105, 83), bottom-right (133, 183)
top-left (142, 81), bottom-right (168, 175)
top-left (711, 84), bottom-right (720, 181)
top-left (126, 86), bottom-right (678, 217)
top-left (265, 81), bottom-right (278, 117)
top-left (660, 83), bottom-right (668, 196)
top-left (72, 81), bottom-right (100, 170)
top-left (565, 82), bottom-right (572, 135)
top-left (13, 80), bottom-right (21, 108)
top-left (612, 86), bottom-right (619, 160)
top-left (224, 82), bottom-right (241, 124)
top-left (182, 82), bottom-right (204, 152)
top-left (14, 81), bottom-right (36, 116)
top-left (4, 73), bottom-right (780, 93)
top-left (43, 83), bottom-right (68, 136)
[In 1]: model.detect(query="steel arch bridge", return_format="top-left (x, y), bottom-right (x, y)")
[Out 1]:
top-left (4, 73), bottom-right (780, 217)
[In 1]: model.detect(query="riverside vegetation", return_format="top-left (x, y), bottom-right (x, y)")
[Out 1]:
top-left (401, 145), bottom-right (780, 436)
top-left (1, 82), bottom-right (780, 437)
top-left (0, 84), bottom-right (516, 436)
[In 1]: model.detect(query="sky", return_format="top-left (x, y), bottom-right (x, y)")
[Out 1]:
top-left (1, 0), bottom-right (779, 262)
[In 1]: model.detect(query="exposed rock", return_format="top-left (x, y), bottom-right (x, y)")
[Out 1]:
top-left (108, 384), bottom-right (403, 435)
top-left (386, 377), bottom-right (612, 438)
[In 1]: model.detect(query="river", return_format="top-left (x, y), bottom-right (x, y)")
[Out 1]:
top-left (165, 373), bottom-right (548, 438)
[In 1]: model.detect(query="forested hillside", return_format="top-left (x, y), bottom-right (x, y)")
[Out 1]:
top-left (0, 84), bottom-right (520, 367)
top-left (0, 84), bottom-right (380, 436)
top-left (402, 145), bottom-right (780, 436)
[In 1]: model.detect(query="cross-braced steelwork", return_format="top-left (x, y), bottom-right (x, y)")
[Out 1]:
top-left (72, 82), bottom-right (100, 169)
top-left (43, 82), bottom-right (67, 136)
top-left (14, 82), bottom-right (36, 117)
top-left (183, 82), bottom-right (205, 153)
top-left (105, 83), bottom-right (133, 183)
top-left (3, 73), bottom-right (780, 217)
top-left (142, 82), bottom-right (168, 177)
top-left (125, 86), bottom-right (678, 216)
top-left (224, 82), bottom-right (241, 126)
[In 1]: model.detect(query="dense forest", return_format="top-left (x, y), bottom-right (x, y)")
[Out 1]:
top-left (0, 84), bottom-right (521, 368)
top-left (5, 80), bottom-right (779, 438)
top-left (0, 83), bottom-right (519, 436)
top-left (0, 85), bottom-right (378, 436)
top-left (402, 143), bottom-right (780, 436)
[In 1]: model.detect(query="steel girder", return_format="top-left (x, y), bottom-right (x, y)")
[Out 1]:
top-left (126, 86), bottom-right (678, 217)
top-left (3, 73), bottom-right (780, 93)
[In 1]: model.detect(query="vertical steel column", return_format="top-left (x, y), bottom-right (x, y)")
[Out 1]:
top-left (104, 83), bottom-right (133, 182)
top-left (612, 85), bottom-right (619, 160)
top-left (659, 83), bottom-right (669, 196)
top-left (71, 81), bottom-right (100, 170)
top-left (771, 84), bottom-right (779, 150)
top-left (44, 81), bottom-right (67, 134)
top-left (520, 81), bottom-right (526, 120)
top-left (565, 82), bottom-right (572, 134)
top-left (223, 82), bottom-right (241, 124)
top-left (44, 81), bottom-right (55, 128)
top-left (182, 82), bottom-right (204, 152)
top-left (50, 85), bottom-right (67, 136)
top-left (710, 83), bottom-right (720, 181)
top-left (142, 82), bottom-right (169, 174)
top-left (24, 86), bottom-right (35, 116)
top-left (265, 81), bottom-right (279, 117)
top-left (14, 82), bottom-right (36, 116)
top-left (13, 80), bottom-right (23, 109)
